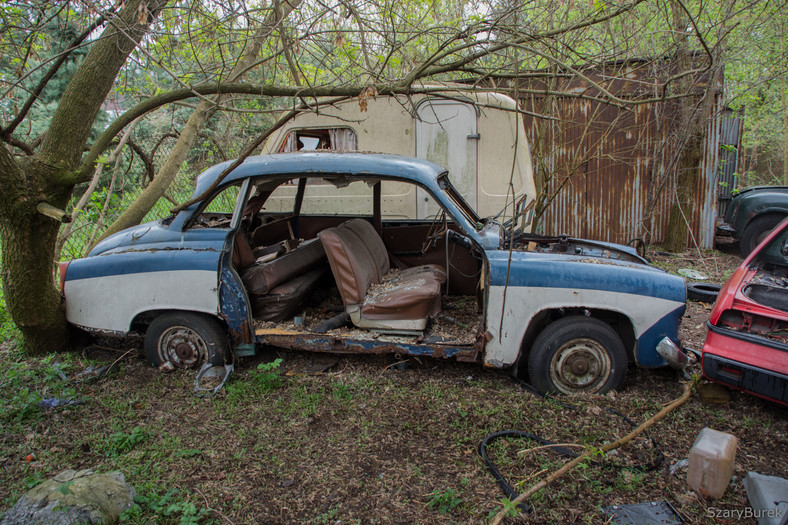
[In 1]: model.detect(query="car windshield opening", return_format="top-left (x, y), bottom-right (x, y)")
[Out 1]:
top-left (438, 173), bottom-right (480, 226)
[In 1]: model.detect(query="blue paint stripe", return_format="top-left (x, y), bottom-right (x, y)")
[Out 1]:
top-left (66, 249), bottom-right (221, 281)
top-left (487, 253), bottom-right (685, 303)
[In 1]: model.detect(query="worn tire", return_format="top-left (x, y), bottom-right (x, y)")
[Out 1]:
top-left (528, 316), bottom-right (627, 395)
top-left (740, 214), bottom-right (784, 257)
top-left (686, 282), bottom-right (721, 304)
top-left (145, 312), bottom-right (227, 369)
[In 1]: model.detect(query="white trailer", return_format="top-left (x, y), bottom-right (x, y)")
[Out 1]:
top-left (261, 91), bottom-right (535, 227)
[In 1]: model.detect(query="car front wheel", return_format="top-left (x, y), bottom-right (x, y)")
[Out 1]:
top-left (527, 316), bottom-right (626, 395)
top-left (740, 214), bottom-right (785, 257)
top-left (145, 312), bottom-right (227, 369)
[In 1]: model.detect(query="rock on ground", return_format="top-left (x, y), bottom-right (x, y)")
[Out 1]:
top-left (1, 469), bottom-right (135, 525)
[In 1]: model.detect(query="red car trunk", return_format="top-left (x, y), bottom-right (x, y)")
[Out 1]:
top-left (701, 218), bottom-right (788, 406)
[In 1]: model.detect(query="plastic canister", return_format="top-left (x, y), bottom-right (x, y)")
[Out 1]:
top-left (688, 427), bottom-right (738, 498)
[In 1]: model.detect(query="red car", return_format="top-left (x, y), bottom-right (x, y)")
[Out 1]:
top-left (702, 217), bottom-right (788, 406)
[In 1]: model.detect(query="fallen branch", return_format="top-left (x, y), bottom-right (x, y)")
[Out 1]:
top-left (489, 380), bottom-right (695, 525)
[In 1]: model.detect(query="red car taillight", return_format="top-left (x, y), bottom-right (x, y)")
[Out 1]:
top-left (58, 261), bottom-right (70, 293)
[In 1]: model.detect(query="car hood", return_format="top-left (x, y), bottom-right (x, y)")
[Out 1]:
top-left (88, 220), bottom-right (178, 256)
top-left (508, 232), bottom-right (646, 264)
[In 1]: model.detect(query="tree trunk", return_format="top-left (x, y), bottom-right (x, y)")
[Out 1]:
top-left (663, 133), bottom-right (702, 252)
top-left (0, 0), bottom-right (168, 354)
top-left (0, 154), bottom-right (71, 354)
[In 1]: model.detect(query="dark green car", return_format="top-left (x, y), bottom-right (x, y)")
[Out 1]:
top-left (721, 186), bottom-right (788, 256)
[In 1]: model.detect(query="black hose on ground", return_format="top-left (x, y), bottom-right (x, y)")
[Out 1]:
top-left (478, 430), bottom-right (584, 513)
top-left (478, 378), bottom-right (664, 513)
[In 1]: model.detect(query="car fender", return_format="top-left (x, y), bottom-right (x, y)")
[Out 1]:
top-left (63, 249), bottom-right (222, 334)
top-left (481, 253), bottom-right (686, 368)
top-left (726, 187), bottom-right (788, 235)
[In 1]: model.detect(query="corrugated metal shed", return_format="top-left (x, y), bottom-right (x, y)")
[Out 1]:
top-left (487, 58), bottom-right (725, 248)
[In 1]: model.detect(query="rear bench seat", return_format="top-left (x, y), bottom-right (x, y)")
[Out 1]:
top-left (318, 218), bottom-right (446, 332)
top-left (235, 236), bottom-right (327, 321)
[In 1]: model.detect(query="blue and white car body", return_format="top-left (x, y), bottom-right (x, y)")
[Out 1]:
top-left (62, 153), bottom-right (687, 393)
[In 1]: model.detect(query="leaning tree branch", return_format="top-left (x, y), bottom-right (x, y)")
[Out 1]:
top-left (72, 0), bottom-right (650, 185)
top-left (72, 82), bottom-right (462, 183)
top-left (410, 0), bottom-right (649, 83)
top-left (126, 137), bottom-right (155, 185)
top-left (2, 134), bottom-right (35, 155)
top-left (660, 0), bottom-right (715, 97)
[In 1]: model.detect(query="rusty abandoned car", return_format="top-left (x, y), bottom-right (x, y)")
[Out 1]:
top-left (60, 153), bottom-right (688, 394)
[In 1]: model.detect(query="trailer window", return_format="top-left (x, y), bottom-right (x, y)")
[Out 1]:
top-left (299, 179), bottom-right (373, 216)
top-left (279, 128), bottom-right (357, 152)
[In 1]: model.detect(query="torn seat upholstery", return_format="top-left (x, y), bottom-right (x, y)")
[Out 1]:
top-left (235, 234), bottom-right (327, 321)
top-left (318, 219), bottom-right (446, 331)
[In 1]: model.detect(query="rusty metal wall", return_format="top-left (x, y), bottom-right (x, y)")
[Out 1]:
top-left (518, 93), bottom-right (723, 248)
top-left (499, 59), bottom-right (724, 248)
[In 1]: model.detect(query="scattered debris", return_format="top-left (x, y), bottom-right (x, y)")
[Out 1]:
top-left (73, 364), bottom-right (115, 383)
top-left (603, 501), bottom-right (684, 525)
top-left (696, 382), bottom-right (732, 404)
top-left (678, 268), bottom-right (708, 280)
top-left (688, 427), bottom-right (738, 499)
top-left (743, 472), bottom-right (788, 525)
top-left (488, 381), bottom-right (695, 525)
top-left (194, 363), bottom-right (234, 397)
top-left (158, 361), bottom-right (175, 373)
top-left (655, 337), bottom-right (692, 370)
top-left (37, 398), bottom-right (83, 409)
top-left (669, 459), bottom-right (689, 476)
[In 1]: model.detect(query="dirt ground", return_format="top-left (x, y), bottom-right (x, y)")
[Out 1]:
top-left (1, 239), bottom-right (786, 524)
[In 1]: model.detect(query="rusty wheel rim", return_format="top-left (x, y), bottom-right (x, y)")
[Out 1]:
top-left (157, 326), bottom-right (209, 369)
top-left (548, 338), bottom-right (612, 394)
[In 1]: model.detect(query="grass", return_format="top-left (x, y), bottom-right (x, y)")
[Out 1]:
top-left (426, 487), bottom-right (462, 513)
top-left (0, 293), bottom-right (785, 525)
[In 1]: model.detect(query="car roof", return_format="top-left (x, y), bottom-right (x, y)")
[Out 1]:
top-left (193, 152), bottom-right (448, 196)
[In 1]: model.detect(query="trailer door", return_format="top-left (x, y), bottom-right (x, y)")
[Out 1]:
top-left (415, 100), bottom-right (478, 219)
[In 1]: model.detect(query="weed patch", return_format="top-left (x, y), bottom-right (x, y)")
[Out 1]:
top-left (0, 356), bottom-right (76, 423)
top-left (102, 426), bottom-right (148, 457)
top-left (223, 358), bottom-right (283, 403)
top-left (427, 488), bottom-right (462, 514)
top-left (0, 282), bottom-right (21, 347)
top-left (121, 489), bottom-right (211, 525)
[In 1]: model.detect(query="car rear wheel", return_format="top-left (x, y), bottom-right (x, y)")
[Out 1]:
top-left (740, 214), bottom-right (785, 257)
top-left (145, 312), bottom-right (227, 369)
top-left (528, 316), bottom-right (626, 395)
